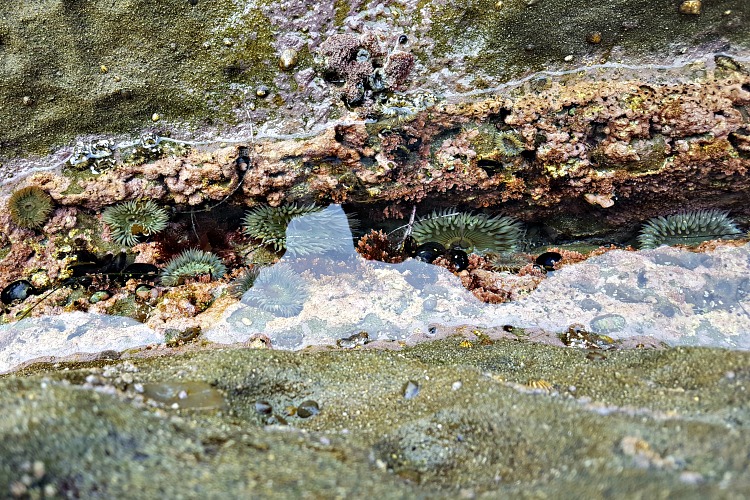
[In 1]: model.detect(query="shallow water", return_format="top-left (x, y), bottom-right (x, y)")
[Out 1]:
top-left (3, 205), bottom-right (749, 373)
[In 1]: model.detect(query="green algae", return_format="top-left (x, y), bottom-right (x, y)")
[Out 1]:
top-left (2, 338), bottom-right (749, 496)
top-left (0, 0), bottom-right (276, 158)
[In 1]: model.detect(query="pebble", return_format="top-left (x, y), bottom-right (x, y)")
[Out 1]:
top-left (151, 113), bottom-right (161, 122)
top-left (279, 49), bottom-right (298, 71)
top-left (564, 55), bottom-right (574, 62)
top-left (679, 0), bottom-right (701, 15)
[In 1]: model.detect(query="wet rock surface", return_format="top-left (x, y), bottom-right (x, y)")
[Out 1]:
top-left (1, 339), bottom-right (749, 497)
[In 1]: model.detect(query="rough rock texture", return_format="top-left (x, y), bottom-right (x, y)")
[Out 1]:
top-left (1, 339), bottom-right (750, 497)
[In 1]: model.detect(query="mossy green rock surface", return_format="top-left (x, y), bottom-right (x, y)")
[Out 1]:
top-left (1, 0), bottom-right (748, 158)
top-left (2, 339), bottom-right (749, 497)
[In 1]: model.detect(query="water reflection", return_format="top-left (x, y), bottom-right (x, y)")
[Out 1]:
top-left (0, 312), bottom-right (160, 373)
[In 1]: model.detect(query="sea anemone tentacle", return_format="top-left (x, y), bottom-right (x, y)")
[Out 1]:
top-left (241, 264), bottom-right (308, 317)
top-left (102, 199), bottom-right (169, 246)
top-left (411, 209), bottom-right (525, 254)
top-left (638, 209), bottom-right (742, 249)
top-left (8, 186), bottom-right (54, 229)
top-left (160, 249), bottom-right (227, 286)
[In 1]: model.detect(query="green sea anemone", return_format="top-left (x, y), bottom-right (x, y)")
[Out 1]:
top-left (494, 131), bottom-right (524, 157)
top-left (638, 209), bottom-right (743, 249)
top-left (7, 186), bottom-right (54, 229)
top-left (241, 264), bottom-right (308, 317)
top-left (242, 204), bottom-right (358, 256)
top-left (102, 199), bottom-right (169, 246)
top-left (285, 205), bottom-right (358, 257)
top-left (160, 249), bottom-right (227, 286)
top-left (411, 209), bottom-right (525, 254)
top-left (242, 204), bottom-right (322, 252)
top-left (228, 267), bottom-right (262, 299)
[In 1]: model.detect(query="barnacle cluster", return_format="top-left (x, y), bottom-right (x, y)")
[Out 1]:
top-left (102, 199), bottom-right (170, 246)
top-left (241, 264), bottom-right (308, 318)
top-left (7, 186), bottom-right (54, 230)
top-left (638, 209), bottom-right (742, 249)
top-left (412, 209), bottom-right (525, 254)
top-left (317, 33), bottom-right (415, 106)
top-left (160, 249), bottom-right (227, 286)
top-left (374, 91), bottom-right (439, 123)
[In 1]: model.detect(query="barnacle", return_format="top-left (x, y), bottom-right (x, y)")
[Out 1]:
top-left (228, 267), bottom-right (262, 299)
top-left (102, 199), bottom-right (169, 246)
top-left (7, 186), bottom-right (54, 229)
top-left (242, 204), bottom-right (322, 253)
top-left (638, 209), bottom-right (742, 249)
top-left (412, 209), bottom-right (525, 254)
top-left (160, 249), bottom-right (227, 286)
top-left (241, 264), bottom-right (308, 317)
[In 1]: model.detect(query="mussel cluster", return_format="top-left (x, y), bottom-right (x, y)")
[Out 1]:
top-left (0, 250), bottom-right (158, 319)
top-left (402, 237), bottom-right (470, 271)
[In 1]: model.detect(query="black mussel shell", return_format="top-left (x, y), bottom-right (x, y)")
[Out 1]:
top-left (416, 242), bottom-right (446, 255)
top-left (402, 235), bottom-right (418, 257)
top-left (68, 263), bottom-right (103, 277)
top-left (415, 241), bottom-right (446, 264)
top-left (255, 400), bottom-right (273, 415)
top-left (535, 251), bottom-right (562, 271)
top-left (448, 248), bottom-right (469, 271)
top-left (62, 276), bottom-right (93, 288)
top-left (121, 263), bottom-right (160, 279)
top-left (1, 280), bottom-right (37, 305)
top-left (415, 250), bottom-right (439, 263)
top-left (69, 249), bottom-right (100, 264)
top-left (101, 251), bottom-right (128, 273)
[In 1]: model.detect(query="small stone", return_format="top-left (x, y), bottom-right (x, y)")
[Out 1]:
top-left (679, 471), bottom-right (705, 485)
top-left (590, 313), bottom-right (626, 334)
top-left (402, 380), bottom-right (420, 399)
top-left (563, 55), bottom-right (574, 62)
top-left (222, 37), bottom-right (233, 47)
top-left (256, 86), bottom-right (269, 98)
top-left (32, 461), bottom-right (45, 479)
top-left (100, 65), bottom-right (108, 73)
top-left (151, 113), bottom-right (161, 122)
top-left (297, 400), bottom-right (320, 418)
top-left (22, 96), bottom-right (33, 106)
top-left (279, 49), bottom-right (298, 71)
top-left (9, 481), bottom-right (26, 497)
top-left (679, 0), bottom-right (701, 15)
